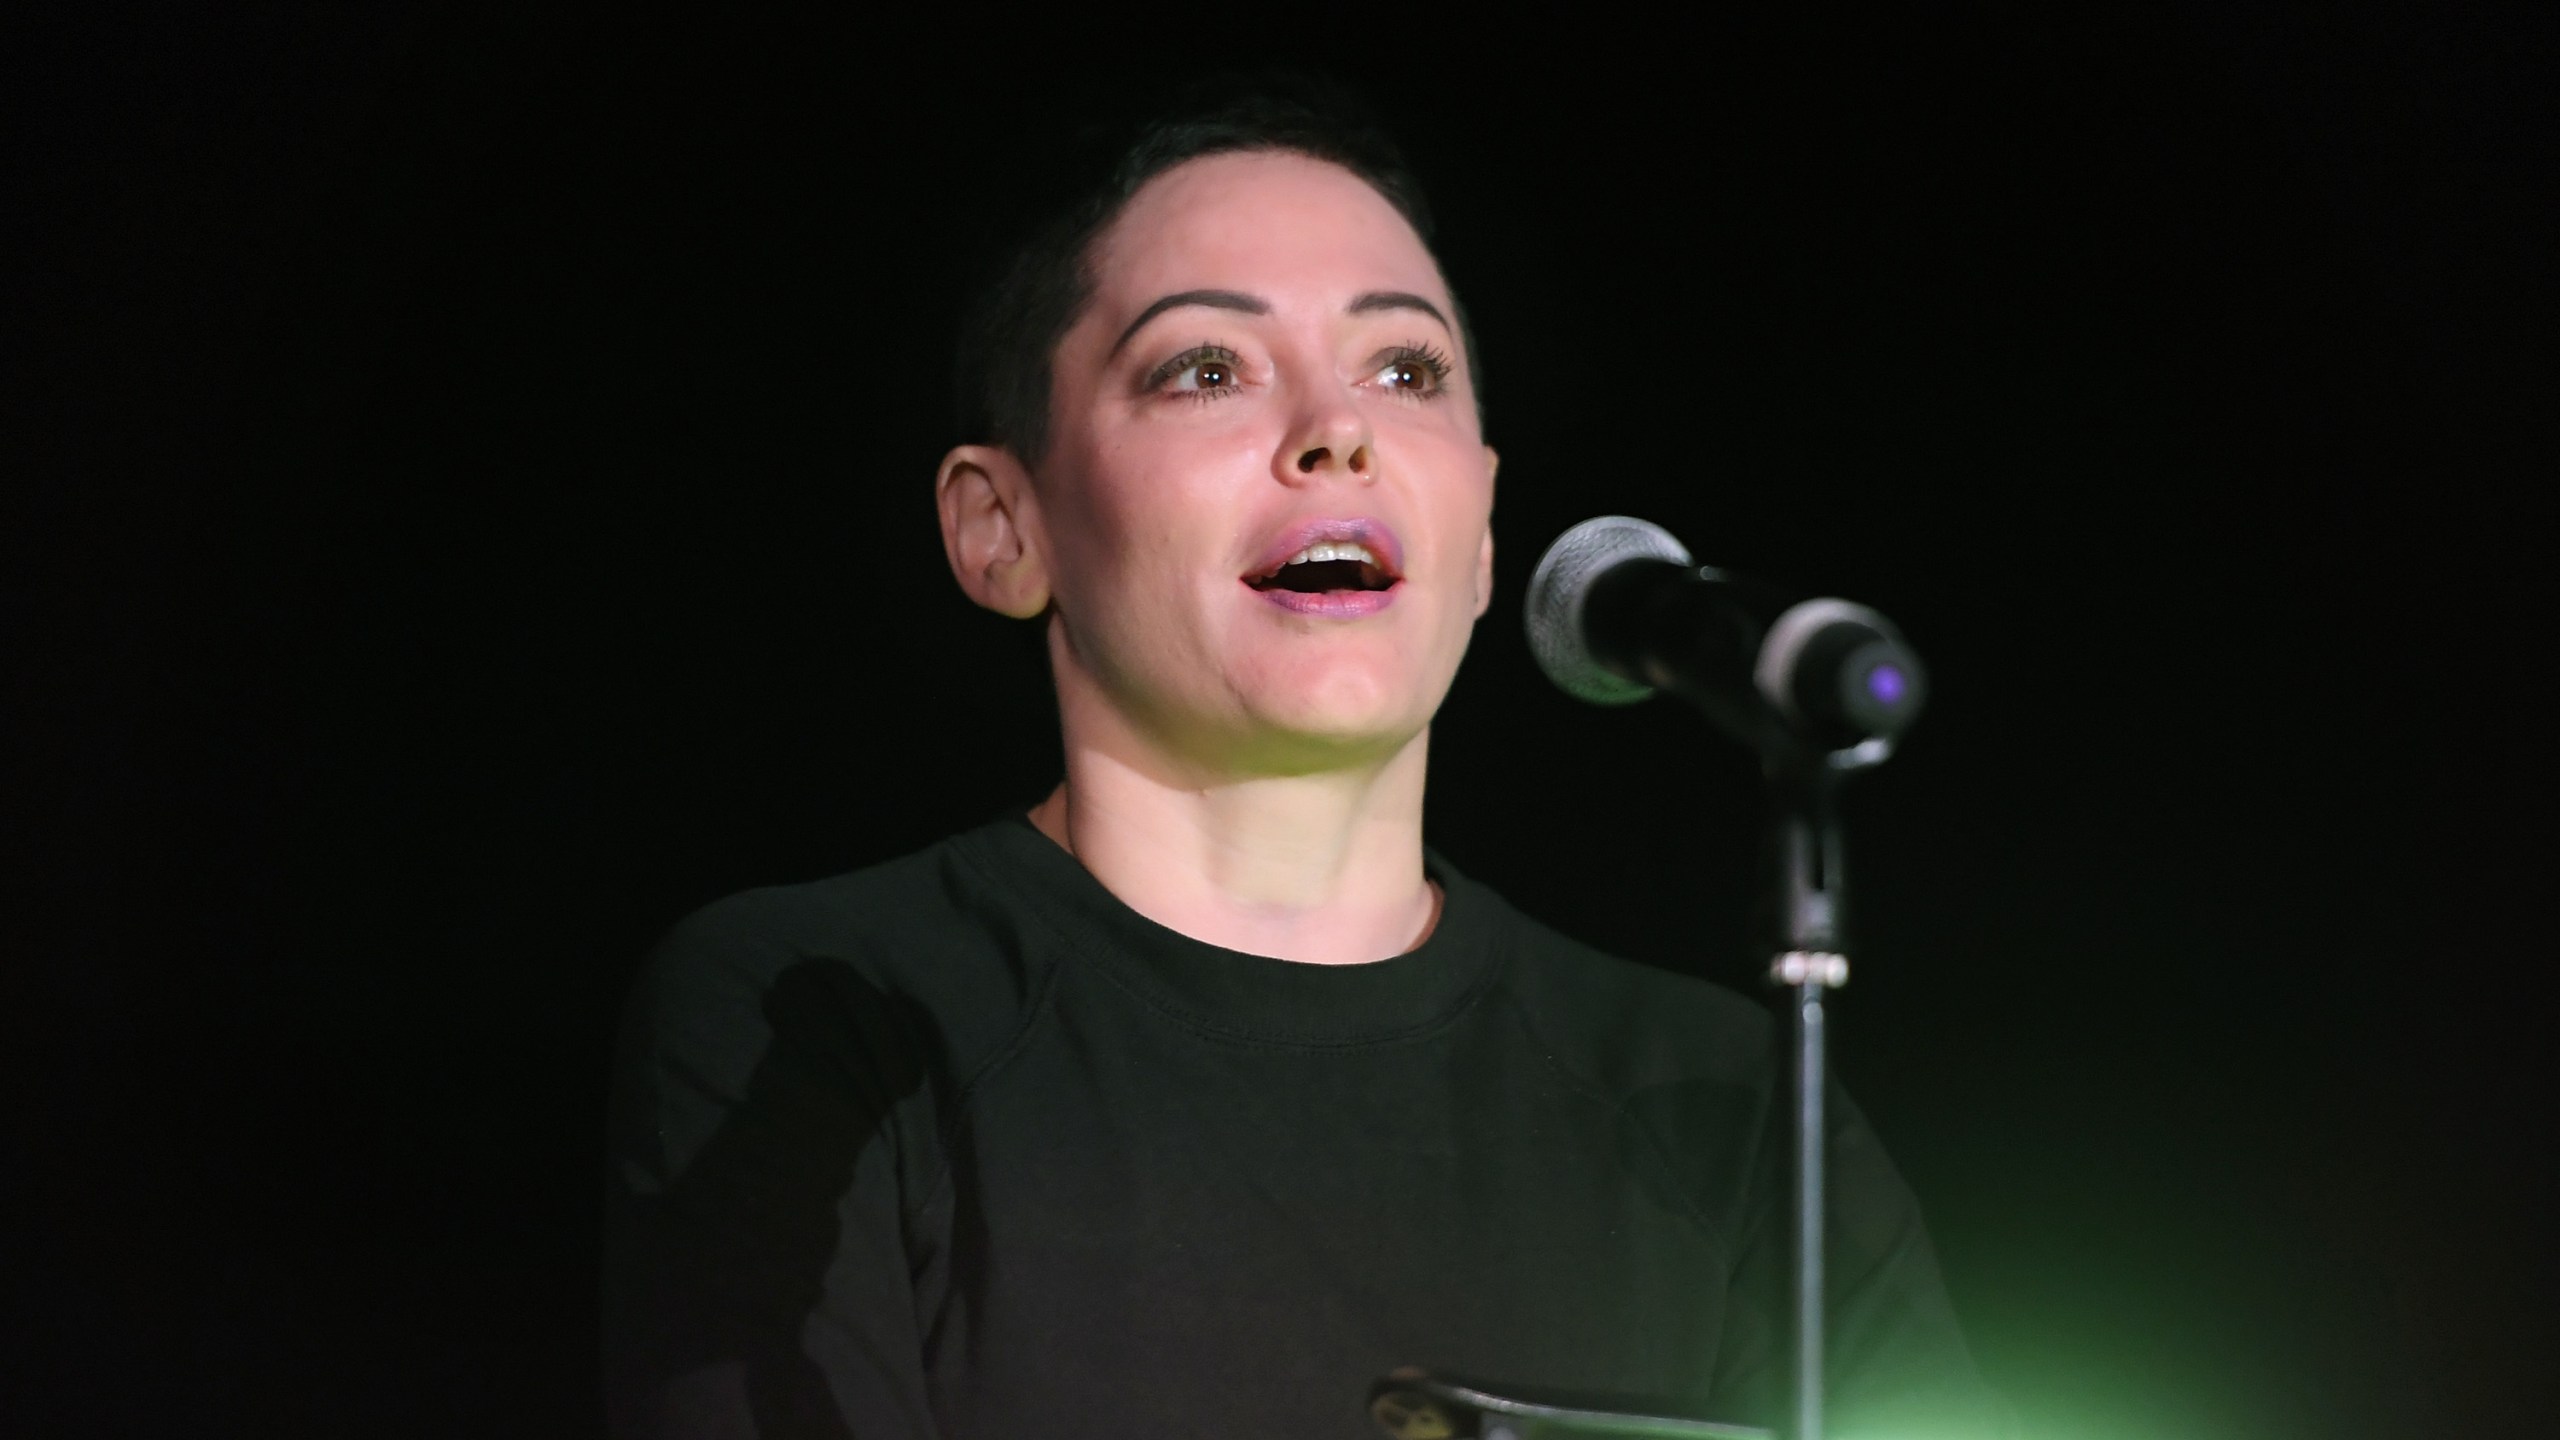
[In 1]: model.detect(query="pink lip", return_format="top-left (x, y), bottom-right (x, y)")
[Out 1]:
top-left (1239, 515), bottom-right (1406, 619)
top-left (1242, 515), bottom-right (1405, 581)
top-left (1255, 585), bottom-right (1400, 617)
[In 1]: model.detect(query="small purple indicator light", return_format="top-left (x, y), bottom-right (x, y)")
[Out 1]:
top-left (1866, 664), bottom-right (1907, 706)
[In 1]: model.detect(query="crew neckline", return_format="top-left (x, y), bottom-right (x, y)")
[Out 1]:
top-left (957, 812), bottom-right (1502, 1046)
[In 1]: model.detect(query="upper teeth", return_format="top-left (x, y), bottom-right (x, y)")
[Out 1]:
top-left (1285, 541), bottom-right (1380, 568)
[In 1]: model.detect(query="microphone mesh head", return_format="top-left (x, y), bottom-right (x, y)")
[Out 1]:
top-left (1523, 515), bottom-right (1692, 705)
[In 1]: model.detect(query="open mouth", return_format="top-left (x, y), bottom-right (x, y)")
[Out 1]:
top-left (1246, 540), bottom-right (1399, 595)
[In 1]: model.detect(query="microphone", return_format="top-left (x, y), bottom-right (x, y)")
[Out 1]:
top-left (1523, 516), bottom-right (1927, 756)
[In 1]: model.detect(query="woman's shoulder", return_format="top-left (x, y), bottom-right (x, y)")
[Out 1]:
top-left (1462, 873), bottom-right (1778, 1092)
top-left (628, 816), bottom-right (1057, 1062)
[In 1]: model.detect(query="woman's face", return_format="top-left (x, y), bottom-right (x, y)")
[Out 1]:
top-left (1033, 149), bottom-right (1496, 777)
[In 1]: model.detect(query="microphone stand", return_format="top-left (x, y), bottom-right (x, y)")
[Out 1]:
top-left (1510, 517), bottom-right (1932, 1440)
top-left (1763, 737), bottom-right (1890, 1440)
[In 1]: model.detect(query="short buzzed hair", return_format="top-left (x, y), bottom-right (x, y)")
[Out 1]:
top-left (952, 77), bottom-right (1482, 467)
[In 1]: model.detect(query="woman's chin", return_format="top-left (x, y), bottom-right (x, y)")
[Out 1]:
top-left (1222, 697), bottom-right (1432, 775)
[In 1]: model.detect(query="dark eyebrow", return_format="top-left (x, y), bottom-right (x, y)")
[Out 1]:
top-left (1108, 289), bottom-right (1270, 357)
top-left (1348, 290), bottom-right (1451, 330)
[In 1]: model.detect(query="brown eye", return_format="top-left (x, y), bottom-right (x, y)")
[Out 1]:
top-left (1152, 346), bottom-right (1244, 397)
top-left (1371, 345), bottom-right (1451, 397)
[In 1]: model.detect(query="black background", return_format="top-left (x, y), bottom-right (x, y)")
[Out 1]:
top-left (10, 4), bottom-right (2551, 1437)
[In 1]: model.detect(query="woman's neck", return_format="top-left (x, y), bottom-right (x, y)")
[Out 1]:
top-left (1028, 731), bottom-right (1440, 967)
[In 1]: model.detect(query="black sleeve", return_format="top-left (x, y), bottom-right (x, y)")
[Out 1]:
top-left (1710, 1080), bottom-right (2020, 1439)
top-left (601, 901), bottom-right (942, 1439)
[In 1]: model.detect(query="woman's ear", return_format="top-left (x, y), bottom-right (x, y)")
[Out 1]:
top-left (936, 444), bottom-right (1051, 619)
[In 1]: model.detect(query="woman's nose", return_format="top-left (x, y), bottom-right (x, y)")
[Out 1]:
top-left (1294, 440), bottom-right (1372, 476)
top-left (1283, 401), bottom-right (1375, 484)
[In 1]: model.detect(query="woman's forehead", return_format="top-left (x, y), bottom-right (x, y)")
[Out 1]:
top-left (1086, 150), bottom-right (1449, 315)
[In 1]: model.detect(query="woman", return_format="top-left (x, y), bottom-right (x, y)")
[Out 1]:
top-left (604, 86), bottom-right (2002, 1439)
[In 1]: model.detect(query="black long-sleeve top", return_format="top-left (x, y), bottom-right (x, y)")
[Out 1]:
top-left (602, 814), bottom-right (2004, 1438)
